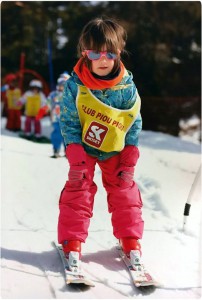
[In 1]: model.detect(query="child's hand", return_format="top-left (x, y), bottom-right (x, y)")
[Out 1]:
top-left (117, 145), bottom-right (139, 187)
top-left (66, 144), bottom-right (88, 187)
top-left (120, 145), bottom-right (140, 166)
top-left (66, 144), bottom-right (86, 166)
top-left (35, 105), bottom-right (49, 120)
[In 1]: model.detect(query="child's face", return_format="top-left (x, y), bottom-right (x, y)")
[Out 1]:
top-left (31, 87), bottom-right (40, 94)
top-left (9, 79), bottom-right (18, 88)
top-left (91, 49), bottom-right (115, 76)
top-left (58, 85), bottom-right (64, 92)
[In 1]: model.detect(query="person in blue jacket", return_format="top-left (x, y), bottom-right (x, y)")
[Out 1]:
top-left (58, 17), bottom-right (144, 269)
top-left (36, 74), bottom-right (70, 157)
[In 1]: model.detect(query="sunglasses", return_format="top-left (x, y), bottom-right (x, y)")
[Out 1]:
top-left (83, 50), bottom-right (120, 61)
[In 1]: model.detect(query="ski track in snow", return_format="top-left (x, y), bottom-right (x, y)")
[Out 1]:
top-left (1, 116), bottom-right (201, 299)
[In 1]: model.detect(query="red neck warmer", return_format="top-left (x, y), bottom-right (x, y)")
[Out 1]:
top-left (73, 58), bottom-right (125, 90)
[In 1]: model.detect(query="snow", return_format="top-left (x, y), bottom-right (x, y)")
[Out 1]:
top-left (179, 115), bottom-right (201, 144)
top-left (1, 116), bottom-right (202, 299)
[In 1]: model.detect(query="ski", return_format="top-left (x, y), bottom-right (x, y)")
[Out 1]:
top-left (50, 154), bottom-right (62, 159)
top-left (117, 245), bottom-right (161, 288)
top-left (53, 242), bottom-right (95, 287)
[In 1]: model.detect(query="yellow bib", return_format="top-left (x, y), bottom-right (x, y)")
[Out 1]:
top-left (26, 95), bottom-right (41, 117)
top-left (6, 89), bottom-right (21, 110)
top-left (76, 85), bottom-right (141, 152)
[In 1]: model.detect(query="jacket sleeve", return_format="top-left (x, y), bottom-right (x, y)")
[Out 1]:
top-left (125, 113), bottom-right (142, 146)
top-left (20, 91), bottom-right (28, 105)
top-left (121, 82), bottom-right (142, 146)
top-left (40, 92), bottom-right (47, 107)
top-left (59, 80), bottom-right (82, 146)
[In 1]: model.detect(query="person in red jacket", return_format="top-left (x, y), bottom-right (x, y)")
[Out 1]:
top-left (4, 73), bottom-right (22, 131)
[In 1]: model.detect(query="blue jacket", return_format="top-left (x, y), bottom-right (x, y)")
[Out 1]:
top-left (59, 70), bottom-right (142, 161)
top-left (47, 90), bottom-right (63, 123)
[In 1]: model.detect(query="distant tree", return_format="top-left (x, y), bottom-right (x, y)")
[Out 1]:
top-left (2, 1), bottom-right (200, 97)
top-left (100, 1), bottom-right (201, 97)
top-left (2, 2), bottom-right (52, 73)
top-left (1, 1), bottom-right (201, 136)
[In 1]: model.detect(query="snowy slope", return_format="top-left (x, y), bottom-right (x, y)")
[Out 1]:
top-left (1, 116), bottom-right (201, 299)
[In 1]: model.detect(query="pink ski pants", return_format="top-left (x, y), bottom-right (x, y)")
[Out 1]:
top-left (58, 153), bottom-right (144, 243)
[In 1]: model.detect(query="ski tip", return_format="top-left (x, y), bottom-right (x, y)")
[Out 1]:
top-left (66, 279), bottom-right (95, 287)
top-left (134, 280), bottom-right (162, 288)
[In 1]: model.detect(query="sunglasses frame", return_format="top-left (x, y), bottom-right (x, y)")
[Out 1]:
top-left (82, 50), bottom-right (120, 61)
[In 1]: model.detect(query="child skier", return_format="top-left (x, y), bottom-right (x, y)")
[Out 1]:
top-left (36, 74), bottom-right (70, 157)
top-left (58, 18), bottom-right (143, 269)
top-left (3, 73), bottom-right (22, 131)
top-left (19, 79), bottom-right (47, 140)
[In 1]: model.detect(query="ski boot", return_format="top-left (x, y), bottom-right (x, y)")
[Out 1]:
top-left (51, 149), bottom-right (61, 158)
top-left (62, 240), bottom-right (81, 272)
top-left (119, 237), bottom-right (142, 268)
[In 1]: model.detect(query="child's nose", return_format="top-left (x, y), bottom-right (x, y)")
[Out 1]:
top-left (100, 54), bottom-right (107, 61)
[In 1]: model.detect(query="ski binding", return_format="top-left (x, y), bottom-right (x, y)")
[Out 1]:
top-left (54, 242), bottom-right (94, 287)
top-left (117, 245), bottom-right (160, 287)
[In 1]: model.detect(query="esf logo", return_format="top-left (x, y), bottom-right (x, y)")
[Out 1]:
top-left (84, 121), bottom-right (108, 148)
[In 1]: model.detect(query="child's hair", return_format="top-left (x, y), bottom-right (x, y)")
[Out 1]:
top-left (77, 17), bottom-right (127, 73)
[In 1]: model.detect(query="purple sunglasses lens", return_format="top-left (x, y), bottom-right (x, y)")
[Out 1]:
top-left (87, 51), bottom-right (117, 60)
